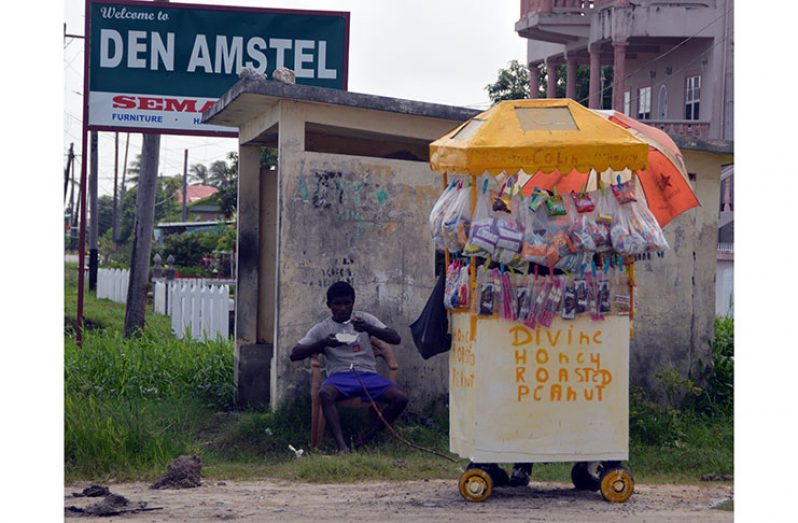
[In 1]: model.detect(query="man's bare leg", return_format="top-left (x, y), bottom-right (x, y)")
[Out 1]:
top-left (358, 386), bottom-right (408, 447)
top-left (318, 384), bottom-right (348, 453)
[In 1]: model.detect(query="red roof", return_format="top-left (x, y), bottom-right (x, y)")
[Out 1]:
top-left (176, 185), bottom-right (218, 205)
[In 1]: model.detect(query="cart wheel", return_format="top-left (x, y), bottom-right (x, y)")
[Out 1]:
top-left (459, 468), bottom-right (494, 502)
top-left (571, 462), bottom-right (601, 491)
top-left (599, 466), bottom-right (634, 503)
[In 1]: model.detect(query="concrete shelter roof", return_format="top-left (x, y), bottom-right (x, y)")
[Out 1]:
top-left (202, 73), bottom-right (481, 129)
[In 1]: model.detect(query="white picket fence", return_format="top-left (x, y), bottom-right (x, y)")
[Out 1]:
top-left (154, 280), bottom-right (233, 341)
top-left (96, 268), bottom-right (129, 303)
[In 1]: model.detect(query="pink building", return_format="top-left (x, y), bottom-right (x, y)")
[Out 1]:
top-left (516, 0), bottom-right (733, 141)
top-left (517, 0), bottom-right (735, 317)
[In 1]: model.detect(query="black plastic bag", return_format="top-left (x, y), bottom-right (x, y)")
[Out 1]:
top-left (410, 271), bottom-right (452, 359)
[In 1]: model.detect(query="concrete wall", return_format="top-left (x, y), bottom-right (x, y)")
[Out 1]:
top-left (630, 148), bottom-right (725, 400)
top-left (268, 100), bottom-right (457, 412)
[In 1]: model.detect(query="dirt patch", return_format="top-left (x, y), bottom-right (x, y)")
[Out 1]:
top-left (65, 479), bottom-right (733, 522)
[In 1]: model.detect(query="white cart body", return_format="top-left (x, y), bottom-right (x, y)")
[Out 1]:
top-left (449, 313), bottom-right (629, 464)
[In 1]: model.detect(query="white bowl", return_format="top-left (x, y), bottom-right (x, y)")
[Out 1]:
top-left (335, 333), bottom-right (359, 344)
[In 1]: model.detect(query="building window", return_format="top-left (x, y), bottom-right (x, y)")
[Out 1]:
top-left (685, 74), bottom-right (701, 120)
top-left (638, 86), bottom-right (651, 120)
top-left (623, 90), bottom-right (631, 116)
top-left (657, 85), bottom-right (668, 119)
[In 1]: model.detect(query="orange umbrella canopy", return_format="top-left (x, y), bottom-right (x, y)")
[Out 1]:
top-left (599, 110), bottom-right (700, 228)
top-left (518, 110), bottom-right (700, 228)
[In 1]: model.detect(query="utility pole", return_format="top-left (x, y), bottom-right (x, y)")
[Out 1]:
top-left (64, 143), bottom-right (74, 201)
top-left (89, 131), bottom-right (99, 291)
top-left (182, 148), bottom-right (188, 221)
top-left (112, 132), bottom-right (119, 247)
top-left (124, 132), bottom-right (160, 338)
top-left (115, 132), bottom-right (130, 250)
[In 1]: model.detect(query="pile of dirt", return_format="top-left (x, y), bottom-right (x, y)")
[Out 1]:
top-left (150, 455), bottom-right (203, 489)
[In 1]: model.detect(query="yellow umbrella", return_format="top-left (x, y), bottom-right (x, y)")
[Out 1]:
top-left (430, 98), bottom-right (650, 176)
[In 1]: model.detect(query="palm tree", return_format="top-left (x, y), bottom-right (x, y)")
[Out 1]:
top-left (189, 163), bottom-right (209, 185)
top-left (208, 160), bottom-right (229, 188)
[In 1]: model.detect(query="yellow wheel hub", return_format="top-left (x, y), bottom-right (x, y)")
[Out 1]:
top-left (458, 469), bottom-right (493, 502)
top-left (600, 467), bottom-right (635, 503)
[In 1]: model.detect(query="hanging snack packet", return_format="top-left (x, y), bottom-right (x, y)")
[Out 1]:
top-left (574, 276), bottom-right (589, 314)
top-left (463, 180), bottom-right (498, 258)
top-left (524, 277), bottom-right (549, 329)
top-left (537, 276), bottom-right (563, 328)
top-left (515, 273), bottom-right (533, 322)
top-left (598, 277), bottom-right (611, 314)
top-left (570, 190), bottom-right (595, 213)
top-left (441, 181), bottom-right (472, 254)
top-left (561, 277), bottom-right (576, 320)
top-left (429, 179), bottom-right (459, 252)
top-left (476, 267), bottom-right (496, 316)
top-left (611, 180), bottom-right (637, 205)
top-left (500, 270), bottom-right (517, 321)
top-left (593, 187), bottom-right (617, 252)
top-left (545, 193), bottom-right (568, 216)
top-left (443, 259), bottom-right (461, 309)
top-left (588, 272), bottom-right (605, 321)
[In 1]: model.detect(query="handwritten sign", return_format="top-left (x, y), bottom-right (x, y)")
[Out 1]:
top-left (449, 315), bottom-right (629, 463)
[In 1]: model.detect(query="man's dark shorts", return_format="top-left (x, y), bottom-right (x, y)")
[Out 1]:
top-left (323, 371), bottom-right (395, 402)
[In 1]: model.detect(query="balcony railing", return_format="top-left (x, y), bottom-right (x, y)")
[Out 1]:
top-left (648, 120), bottom-right (710, 138)
top-left (520, 0), bottom-right (621, 17)
top-left (520, 0), bottom-right (713, 18)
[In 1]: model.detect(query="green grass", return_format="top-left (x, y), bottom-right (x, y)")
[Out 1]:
top-left (65, 262), bottom-right (733, 486)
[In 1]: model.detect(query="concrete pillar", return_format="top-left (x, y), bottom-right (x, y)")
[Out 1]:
top-left (612, 41), bottom-right (628, 112)
top-left (234, 144), bottom-right (272, 408)
top-left (546, 61), bottom-right (558, 99)
top-left (588, 49), bottom-right (601, 109)
top-left (529, 63), bottom-right (540, 99)
top-left (565, 57), bottom-right (577, 100)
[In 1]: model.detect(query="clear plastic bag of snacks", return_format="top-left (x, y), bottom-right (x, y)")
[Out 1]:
top-left (441, 181), bottom-right (472, 254)
top-left (493, 189), bottom-right (525, 267)
top-left (520, 194), bottom-right (551, 266)
top-left (629, 199), bottom-right (669, 252)
top-left (610, 198), bottom-right (648, 255)
top-left (592, 186), bottom-right (617, 253)
top-left (430, 179), bottom-right (459, 252)
top-left (463, 181), bottom-right (498, 258)
top-left (611, 180), bottom-right (637, 205)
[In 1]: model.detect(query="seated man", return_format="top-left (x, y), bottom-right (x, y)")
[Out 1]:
top-left (290, 281), bottom-right (408, 454)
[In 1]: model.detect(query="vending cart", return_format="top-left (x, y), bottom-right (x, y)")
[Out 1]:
top-left (427, 99), bottom-right (700, 503)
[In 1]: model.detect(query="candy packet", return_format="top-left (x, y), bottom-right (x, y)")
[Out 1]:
top-left (561, 276), bottom-right (576, 320)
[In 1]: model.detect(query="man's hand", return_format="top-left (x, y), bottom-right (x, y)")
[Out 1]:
top-left (326, 334), bottom-right (346, 347)
top-left (351, 316), bottom-right (371, 334)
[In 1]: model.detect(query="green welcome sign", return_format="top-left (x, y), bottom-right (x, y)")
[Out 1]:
top-left (86, 0), bottom-right (350, 135)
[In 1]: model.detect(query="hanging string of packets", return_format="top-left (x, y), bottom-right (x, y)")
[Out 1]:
top-left (444, 256), bottom-right (633, 324)
top-left (430, 173), bottom-right (669, 265)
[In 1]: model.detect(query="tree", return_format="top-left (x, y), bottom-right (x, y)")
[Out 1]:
top-left (487, 60), bottom-right (614, 109)
top-left (486, 60), bottom-right (530, 103)
top-left (189, 163), bottom-right (209, 184)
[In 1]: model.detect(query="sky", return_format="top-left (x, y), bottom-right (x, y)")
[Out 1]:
top-left (62, 0), bottom-right (527, 198)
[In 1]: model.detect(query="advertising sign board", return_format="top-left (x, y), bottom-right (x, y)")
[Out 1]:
top-left (86, 0), bottom-right (350, 135)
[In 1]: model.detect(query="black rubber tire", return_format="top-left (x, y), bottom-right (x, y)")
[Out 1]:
top-left (571, 462), bottom-right (601, 491)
